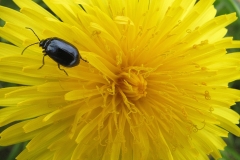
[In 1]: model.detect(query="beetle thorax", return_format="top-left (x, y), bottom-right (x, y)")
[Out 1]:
top-left (39, 39), bottom-right (51, 49)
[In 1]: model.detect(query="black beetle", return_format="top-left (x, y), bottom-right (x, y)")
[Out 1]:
top-left (22, 27), bottom-right (87, 75)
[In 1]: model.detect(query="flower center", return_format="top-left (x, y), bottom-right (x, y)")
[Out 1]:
top-left (117, 71), bottom-right (147, 101)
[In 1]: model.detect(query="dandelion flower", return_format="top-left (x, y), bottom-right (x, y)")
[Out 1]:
top-left (1, 0), bottom-right (240, 159)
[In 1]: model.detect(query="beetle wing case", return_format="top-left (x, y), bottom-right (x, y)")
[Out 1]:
top-left (45, 38), bottom-right (80, 67)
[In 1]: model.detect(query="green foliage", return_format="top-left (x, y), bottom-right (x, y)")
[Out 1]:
top-left (214, 0), bottom-right (240, 159)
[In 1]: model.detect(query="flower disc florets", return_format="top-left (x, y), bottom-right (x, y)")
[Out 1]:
top-left (118, 69), bottom-right (147, 101)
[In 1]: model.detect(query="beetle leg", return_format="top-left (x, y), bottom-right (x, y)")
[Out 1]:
top-left (38, 53), bottom-right (47, 69)
top-left (80, 56), bottom-right (88, 63)
top-left (58, 64), bottom-right (68, 76)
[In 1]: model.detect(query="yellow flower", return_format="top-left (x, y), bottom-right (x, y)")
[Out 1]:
top-left (1, 0), bottom-right (240, 159)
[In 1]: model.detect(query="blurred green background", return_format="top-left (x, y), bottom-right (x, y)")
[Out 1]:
top-left (0, 0), bottom-right (240, 159)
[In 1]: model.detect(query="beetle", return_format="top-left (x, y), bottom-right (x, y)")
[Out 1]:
top-left (22, 27), bottom-right (87, 75)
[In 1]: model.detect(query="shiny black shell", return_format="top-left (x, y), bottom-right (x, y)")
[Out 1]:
top-left (39, 38), bottom-right (80, 67)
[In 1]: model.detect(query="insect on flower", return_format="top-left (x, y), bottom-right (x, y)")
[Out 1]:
top-left (21, 27), bottom-right (87, 75)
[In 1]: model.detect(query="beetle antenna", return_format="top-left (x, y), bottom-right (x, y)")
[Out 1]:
top-left (21, 42), bottom-right (39, 55)
top-left (25, 27), bottom-right (41, 41)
